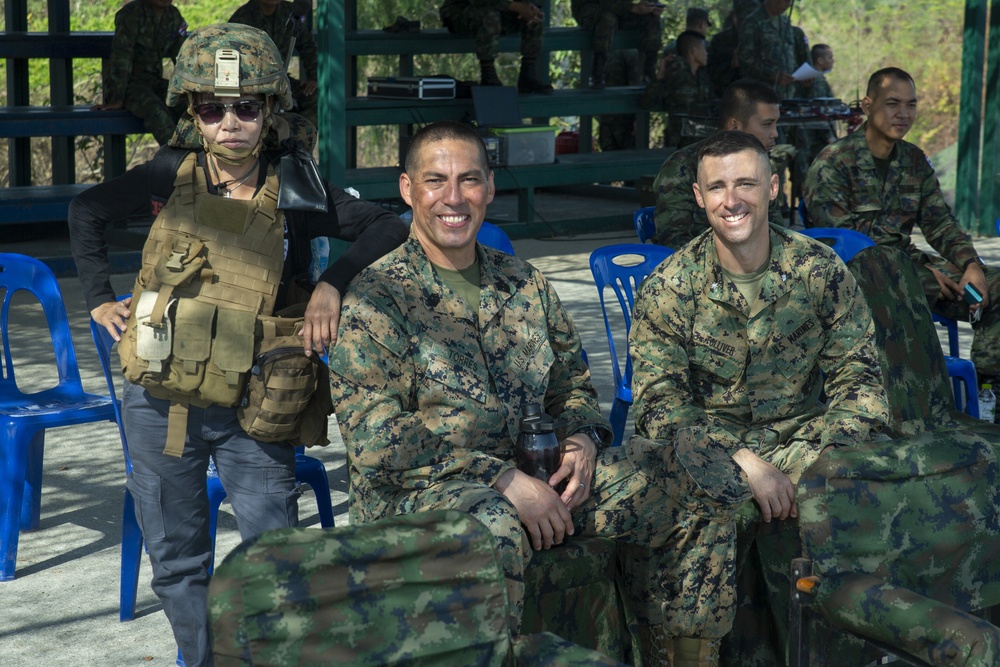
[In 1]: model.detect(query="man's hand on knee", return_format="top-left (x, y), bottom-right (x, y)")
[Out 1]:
top-left (496, 469), bottom-right (575, 550)
top-left (928, 265), bottom-right (961, 302)
top-left (732, 449), bottom-right (797, 522)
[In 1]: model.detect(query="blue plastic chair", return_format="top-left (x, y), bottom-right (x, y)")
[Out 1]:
top-left (633, 206), bottom-right (656, 243)
top-left (797, 227), bottom-right (876, 262)
top-left (0, 253), bottom-right (117, 582)
top-left (477, 221), bottom-right (516, 255)
top-left (798, 231), bottom-right (979, 418)
top-left (589, 244), bottom-right (674, 447)
top-left (90, 299), bottom-right (335, 624)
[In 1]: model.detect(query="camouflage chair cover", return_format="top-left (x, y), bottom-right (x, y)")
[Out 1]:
top-left (209, 510), bottom-right (628, 667)
top-left (521, 537), bottom-right (634, 661)
top-left (786, 245), bottom-right (1000, 667)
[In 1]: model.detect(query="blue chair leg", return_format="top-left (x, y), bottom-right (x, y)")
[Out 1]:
top-left (120, 488), bottom-right (144, 622)
top-left (294, 451), bottom-right (335, 528)
top-left (20, 430), bottom-right (45, 531)
top-left (206, 471), bottom-right (227, 575)
top-left (0, 426), bottom-right (28, 581)
top-left (608, 398), bottom-right (629, 448)
top-left (945, 356), bottom-right (980, 419)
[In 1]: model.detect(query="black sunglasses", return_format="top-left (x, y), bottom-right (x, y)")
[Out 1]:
top-left (194, 100), bottom-right (263, 124)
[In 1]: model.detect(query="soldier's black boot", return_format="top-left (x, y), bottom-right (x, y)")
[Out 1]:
top-left (590, 53), bottom-right (607, 90)
top-left (517, 58), bottom-right (553, 94)
top-left (480, 60), bottom-right (503, 87)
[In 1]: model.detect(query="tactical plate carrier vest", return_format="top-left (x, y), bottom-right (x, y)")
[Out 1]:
top-left (119, 152), bottom-right (285, 455)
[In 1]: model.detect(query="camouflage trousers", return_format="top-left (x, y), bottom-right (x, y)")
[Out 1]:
top-left (124, 78), bottom-right (186, 146)
top-left (922, 256), bottom-right (1000, 380)
top-left (440, 3), bottom-right (543, 61)
top-left (572, 5), bottom-right (661, 56)
top-left (389, 445), bottom-right (735, 639)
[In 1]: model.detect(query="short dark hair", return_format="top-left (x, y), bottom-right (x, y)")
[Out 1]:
top-left (677, 30), bottom-right (707, 59)
top-left (697, 130), bottom-right (770, 173)
top-left (866, 67), bottom-right (914, 98)
top-left (718, 78), bottom-right (781, 128)
top-left (404, 120), bottom-right (490, 175)
top-left (811, 43), bottom-right (831, 60)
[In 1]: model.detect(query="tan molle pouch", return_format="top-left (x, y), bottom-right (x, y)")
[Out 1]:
top-left (237, 316), bottom-right (330, 445)
top-left (123, 289), bottom-right (176, 385)
top-left (160, 298), bottom-right (215, 396)
top-left (199, 308), bottom-right (256, 408)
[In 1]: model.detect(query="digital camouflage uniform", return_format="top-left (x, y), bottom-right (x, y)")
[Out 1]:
top-left (329, 234), bottom-right (737, 642)
top-left (736, 8), bottom-right (797, 98)
top-left (598, 50), bottom-right (641, 151)
top-left (707, 25), bottom-right (740, 98)
top-left (104, 0), bottom-right (187, 145)
top-left (229, 0), bottom-right (318, 127)
top-left (640, 59), bottom-right (714, 148)
top-left (629, 224), bottom-right (891, 662)
top-left (440, 0), bottom-right (544, 61)
top-left (803, 123), bottom-right (1000, 380)
top-left (650, 138), bottom-right (785, 250)
top-left (571, 0), bottom-right (662, 60)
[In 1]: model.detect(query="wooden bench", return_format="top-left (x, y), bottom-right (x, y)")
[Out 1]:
top-left (0, 31), bottom-right (150, 226)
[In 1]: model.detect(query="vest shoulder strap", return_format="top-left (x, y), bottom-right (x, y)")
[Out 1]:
top-left (149, 146), bottom-right (194, 216)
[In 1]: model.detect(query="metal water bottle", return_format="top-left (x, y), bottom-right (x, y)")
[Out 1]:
top-left (515, 403), bottom-right (566, 493)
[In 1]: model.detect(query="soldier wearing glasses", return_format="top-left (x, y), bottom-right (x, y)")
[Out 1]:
top-left (69, 25), bottom-right (406, 667)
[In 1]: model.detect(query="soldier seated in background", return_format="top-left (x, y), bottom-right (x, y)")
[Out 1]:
top-left (804, 66), bottom-right (1000, 394)
top-left (92, 0), bottom-right (188, 145)
top-left (230, 0), bottom-right (318, 128)
top-left (439, 0), bottom-right (553, 93)
top-left (571, 0), bottom-right (664, 89)
top-left (631, 130), bottom-right (890, 667)
top-left (640, 29), bottom-right (714, 148)
top-left (650, 78), bottom-right (784, 249)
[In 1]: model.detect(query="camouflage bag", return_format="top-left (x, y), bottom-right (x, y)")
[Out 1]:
top-left (236, 315), bottom-right (331, 445)
top-left (797, 431), bottom-right (1000, 666)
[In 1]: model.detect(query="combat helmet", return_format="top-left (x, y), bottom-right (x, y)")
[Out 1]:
top-left (167, 24), bottom-right (292, 108)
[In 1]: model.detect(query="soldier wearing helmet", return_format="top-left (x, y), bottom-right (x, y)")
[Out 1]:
top-left (68, 24), bottom-right (407, 667)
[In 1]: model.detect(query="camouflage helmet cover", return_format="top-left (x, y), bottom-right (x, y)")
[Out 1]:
top-left (167, 23), bottom-right (293, 108)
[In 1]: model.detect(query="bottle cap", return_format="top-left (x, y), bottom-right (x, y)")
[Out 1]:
top-left (519, 403), bottom-right (561, 433)
top-left (984, 383), bottom-right (993, 390)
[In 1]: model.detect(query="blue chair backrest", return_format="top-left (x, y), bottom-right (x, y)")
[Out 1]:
top-left (589, 244), bottom-right (674, 395)
top-left (0, 253), bottom-right (83, 403)
top-left (90, 310), bottom-right (132, 474)
top-left (633, 206), bottom-right (655, 243)
top-left (477, 222), bottom-right (516, 255)
top-left (798, 227), bottom-right (875, 263)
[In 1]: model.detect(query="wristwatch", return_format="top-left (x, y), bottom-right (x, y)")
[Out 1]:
top-left (965, 256), bottom-right (986, 269)
top-left (573, 425), bottom-right (605, 447)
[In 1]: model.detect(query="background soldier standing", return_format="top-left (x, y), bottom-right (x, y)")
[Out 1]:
top-left (736, 0), bottom-right (797, 99)
top-left (92, 0), bottom-right (187, 145)
top-left (229, 0), bottom-right (318, 128)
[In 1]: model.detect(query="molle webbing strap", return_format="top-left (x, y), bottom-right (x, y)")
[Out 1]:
top-left (165, 402), bottom-right (189, 457)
